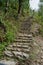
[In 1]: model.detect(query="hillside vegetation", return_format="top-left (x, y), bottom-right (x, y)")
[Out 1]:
top-left (0, 0), bottom-right (43, 59)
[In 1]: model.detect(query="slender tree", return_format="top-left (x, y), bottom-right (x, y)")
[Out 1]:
top-left (4, 0), bottom-right (9, 13)
top-left (18, 0), bottom-right (29, 14)
top-left (18, 0), bottom-right (22, 14)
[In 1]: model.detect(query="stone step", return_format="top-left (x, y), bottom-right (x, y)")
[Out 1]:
top-left (12, 43), bottom-right (30, 46)
top-left (14, 41), bottom-right (32, 43)
top-left (6, 47), bottom-right (30, 53)
top-left (15, 43), bottom-right (30, 46)
top-left (8, 43), bottom-right (31, 48)
top-left (41, 47), bottom-right (43, 50)
top-left (20, 25), bottom-right (30, 28)
top-left (14, 39), bottom-right (32, 41)
top-left (20, 28), bottom-right (30, 31)
top-left (19, 29), bottom-right (30, 32)
top-left (16, 37), bottom-right (32, 40)
top-left (20, 26), bottom-right (31, 29)
top-left (0, 60), bottom-right (16, 65)
top-left (20, 24), bottom-right (30, 26)
top-left (8, 43), bottom-right (32, 49)
top-left (18, 42), bottom-right (30, 44)
top-left (18, 36), bottom-right (32, 39)
top-left (19, 31), bottom-right (31, 34)
top-left (12, 51), bottom-right (29, 59)
top-left (41, 56), bottom-right (43, 59)
top-left (41, 59), bottom-right (43, 62)
top-left (11, 45), bottom-right (29, 49)
top-left (17, 35), bottom-right (32, 38)
top-left (4, 50), bottom-right (13, 57)
top-left (20, 28), bottom-right (30, 29)
top-left (12, 44), bottom-right (29, 47)
top-left (18, 33), bottom-right (32, 37)
top-left (14, 39), bottom-right (33, 43)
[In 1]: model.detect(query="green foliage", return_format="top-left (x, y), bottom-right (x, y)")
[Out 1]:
top-left (0, 0), bottom-right (29, 58)
top-left (33, 13), bottom-right (43, 36)
top-left (40, 0), bottom-right (43, 2)
top-left (21, 0), bottom-right (29, 15)
top-left (0, 18), bottom-right (20, 58)
top-left (37, 0), bottom-right (43, 36)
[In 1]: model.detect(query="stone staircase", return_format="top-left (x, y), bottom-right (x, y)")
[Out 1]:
top-left (4, 19), bottom-right (34, 65)
top-left (4, 33), bottom-right (33, 60)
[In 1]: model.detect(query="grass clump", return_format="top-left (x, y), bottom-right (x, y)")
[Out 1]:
top-left (0, 17), bottom-right (20, 58)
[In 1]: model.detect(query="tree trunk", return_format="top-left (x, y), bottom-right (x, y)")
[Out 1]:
top-left (18, 0), bottom-right (22, 14)
top-left (5, 0), bottom-right (9, 14)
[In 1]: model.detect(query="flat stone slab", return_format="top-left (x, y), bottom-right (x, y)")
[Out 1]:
top-left (0, 60), bottom-right (16, 65)
top-left (4, 50), bottom-right (13, 57)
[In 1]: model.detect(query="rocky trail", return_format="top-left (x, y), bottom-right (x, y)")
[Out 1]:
top-left (0, 19), bottom-right (43, 65)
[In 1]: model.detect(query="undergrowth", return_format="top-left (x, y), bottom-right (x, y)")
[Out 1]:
top-left (0, 16), bottom-right (21, 58)
top-left (0, 11), bottom-right (27, 58)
